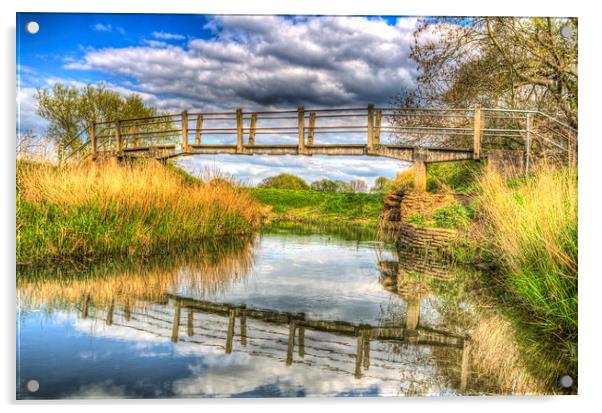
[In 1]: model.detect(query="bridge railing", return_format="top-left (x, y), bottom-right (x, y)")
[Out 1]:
top-left (63, 105), bottom-right (577, 170)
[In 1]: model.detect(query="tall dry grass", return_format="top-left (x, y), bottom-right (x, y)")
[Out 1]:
top-left (17, 159), bottom-right (263, 263)
top-left (476, 163), bottom-right (577, 367)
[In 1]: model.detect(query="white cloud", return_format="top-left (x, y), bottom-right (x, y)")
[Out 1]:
top-left (92, 23), bottom-right (112, 32)
top-left (152, 31), bottom-right (186, 40)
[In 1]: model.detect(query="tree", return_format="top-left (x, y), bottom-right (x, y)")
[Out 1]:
top-left (257, 173), bottom-right (309, 190)
top-left (36, 83), bottom-right (162, 160)
top-left (393, 17), bottom-right (578, 137)
top-left (333, 180), bottom-right (353, 193)
top-left (350, 179), bottom-right (368, 193)
top-left (310, 179), bottom-right (338, 192)
top-left (370, 176), bottom-right (390, 193)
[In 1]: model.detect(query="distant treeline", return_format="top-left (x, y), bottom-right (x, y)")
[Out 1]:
top-left (256, 173), bottom-right (393, 193)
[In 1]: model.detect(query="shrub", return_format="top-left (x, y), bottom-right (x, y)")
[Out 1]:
top-left (384, 168), bottom-right (414, 193)
top-left (431, 203), bottom-right (471, 229)
top-left (427, 160), bottom-right (484, 193)
top-left (258, 173), bottom-right (309, 190)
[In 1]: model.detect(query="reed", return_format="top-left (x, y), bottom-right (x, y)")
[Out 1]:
top-left (17, 159), bottom-right (263, 263)
top-left (476, 163), bottom-right (578, 366)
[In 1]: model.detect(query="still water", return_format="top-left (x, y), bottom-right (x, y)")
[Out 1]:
top-left (17, 226), bottom-right (472, 399)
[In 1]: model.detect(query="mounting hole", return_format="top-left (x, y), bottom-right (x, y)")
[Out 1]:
top-left (25, 21), bottom-right (40, 34)
top-left (26, 379), bottom-right (39, 392)
top-left (558, 375), bottom-right (574, 388)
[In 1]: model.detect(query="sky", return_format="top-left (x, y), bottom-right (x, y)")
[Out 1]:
top-left (16, 13), bottom-right (423, 186)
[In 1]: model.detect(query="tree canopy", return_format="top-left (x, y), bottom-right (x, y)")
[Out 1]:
top-left (396, 17), bottom-right (577, 128)
top-left (35, 83), bottom-right (160, 158)
top-left (258, 173), bottom-right (310, 190)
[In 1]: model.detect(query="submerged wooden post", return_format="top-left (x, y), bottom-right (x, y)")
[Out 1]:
top-left (106, 300), bottom-right (114, 326)
top-left (524, 113), bottom-right (531, 174)
top-left (354, 329), bottom-right (365, 379)
top-left (367, 104), bottom-right (375, 151)
top-left (115, 120), bottom-right (123, 153)
top-left (248, 113), bottom-right (257, 145)
top-left (236, 108), bottom-right (244, 153)
top-left (362, 335), bottom-right (371, 370)
top-left (171, 302), bottom-right (181, 343)
top-left (298, 326), bottom-right (305, 358)
top-left (286, 320), bottom-right (297, 366)
top-left (226, 308), bottom-right (236, 353)
top-left (195, 113), bottom-right (203, 145)
top-left (298, 106), bottom-right (305, 153)
top-left (181, 111), bottom-right (189, 152)
top-left (374, 110), bottom-right (382, 145)
top-left (187, 308), bottom-right (194, 336)
top-left (90, 123), bottom-right (97, 157)
top-left (473, 105), bottom-right (482, 160)
top-left (405, 297), bottom-right (421, 331)
top-left (124, 301), bottom-right (131, 321)
top-left (307, 112), bottom-right (316, 145)
top-left (460, 339), bottom-right (472, 393)
top-left (239, 306), bottom-right (247, 346)
top-left (81, 294), bottom-right (90, 319)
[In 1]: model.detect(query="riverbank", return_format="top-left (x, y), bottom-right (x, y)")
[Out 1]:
top-left (384, 162), bottom-right (578, 392)
top-left (16, 160), bottom-right (264, 264)
top-left (249, 187), bottom-right (383, 229)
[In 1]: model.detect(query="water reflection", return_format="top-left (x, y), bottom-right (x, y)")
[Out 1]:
top-left (17, 229), bottom-right (473, 399)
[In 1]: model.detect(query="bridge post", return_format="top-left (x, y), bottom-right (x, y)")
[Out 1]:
top-left (226, 308), bottom-right (236, 353)
top-left (249, 113), bottom-right (257, 145)
top-left (308, 112), bottom-right (316, 145)
top-left (171, 302), bottom-right (181, 343)
top-left (374, 109), bottom-right (382, 145)
top-left (524, 113), bottom-right (531, 174)
top-left (367, 104), bottom-right (375, 151)
top-left (106, 300), bottom-right (114, 326)
top-left (116, 120), bottom-right (123, 154)
top-left (90, 122), bottom-right (97, 158)
top-left (298, 106), bottom-right (305, 153)
top-left (286, 320), bottom-right (297, 365)
top-left (195, 113), bottom-right (203, 145)
top-left (187, 308), bottom-right (194, 336)
top-left (181, 111), bottom-right (189, 152)
top-left (472, 105), bottom-right (482, 160)
top-left (236, 108), bottom-right (244, 153)
top-left (405, 296), bottom-right (420, 331)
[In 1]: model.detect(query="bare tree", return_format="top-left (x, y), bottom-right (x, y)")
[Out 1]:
top-left (350, 179), bottom-right (368, 193)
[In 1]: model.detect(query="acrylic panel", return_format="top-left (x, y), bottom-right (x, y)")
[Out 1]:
top-left (16, 12), bottom-right (578, 399)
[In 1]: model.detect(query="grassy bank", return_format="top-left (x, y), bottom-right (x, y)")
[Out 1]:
top-left (249, 188), bottom-right (383, 228)
top-left (473, 165), bottom-right (578, 382)
top-left (17, 160), bottom-right (263, 264)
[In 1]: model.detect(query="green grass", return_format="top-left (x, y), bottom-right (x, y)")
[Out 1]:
top-left (427, 160), bottom-right (484, 193)
top-left (249, 188), bottom-right (384, 228)
top-left (16, 160), bottom-right (263, 264)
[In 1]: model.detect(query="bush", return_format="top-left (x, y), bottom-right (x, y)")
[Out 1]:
top-left (384, 169), bottom-right (414, 193)
top-left (258, 173), bottom-right (309, 190)
top-left (431, 203), bottom-right (472, 229)
top-left (310, 179), bottom-right (338, 192)
top-left (427, 160), bottom-right (484, 193)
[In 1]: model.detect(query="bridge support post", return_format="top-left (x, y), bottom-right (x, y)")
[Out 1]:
top-left (248, 114), bottom-right (257, 145)
top-left (286, 320), bottom-right (297, 365)
top-left (374, 110), bottom-right (382, 145)
top-left (106, 300), bottom-right (114, 326)
top-left (187, 308), bottom-right (194, 336)
top-left (181, 111), bottom-right (189, 152)
top-left (195, 113), bottom-right (203, 145)
top-left (116, 120), bottom-right (123, 154)
top-left (473, 105), bottom-right (482, 160)
top-left (405, 297), bottom-right (421, 331)
top-left (90, 123), bottom-right (97, 158)
top-left (298, 106), bottom-right (305, 154)
top-left (413, 160), bottom-right (427, 192)
top-left (236, 108), bottom-right (244, 153)
top-left (226, 308), bottom-right (236, 353)
top-left (171, 302), bottom-right (181, 343)
top-left (308, 112), bottom-right (315, 145)
top-left (524, 113), bottom-right (531, 174)
top-left (367, 104), bottom-right (375, 151)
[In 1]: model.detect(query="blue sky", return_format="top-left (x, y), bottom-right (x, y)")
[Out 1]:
top-left (17, 13), bottom-right (421, 186)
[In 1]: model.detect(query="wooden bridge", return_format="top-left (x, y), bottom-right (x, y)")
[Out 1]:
top-left (66, 105), bottom-right (577, 190)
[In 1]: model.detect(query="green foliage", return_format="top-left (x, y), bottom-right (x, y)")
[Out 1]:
top-left (35, 83), bottom-right (161, 155)
top-left (310, 179), bottom-right (338, 192)
top-left (370, 176), bottom-right (390, 193)
top-left (383, 169), bottom-right (414, 193)
top-left (427, 161), bottom-right (484, 193)
top-left (431, 203), bottom-right (472, 229)
top-left (258, 173), bottom-right (309, 190)
top-left (250, 188), bottom-right (383, 227)
top-left (406, 214), bottom-right (425, 226)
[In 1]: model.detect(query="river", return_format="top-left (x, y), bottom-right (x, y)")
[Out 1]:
top-left (17, 225), bottom-right (481, 399)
